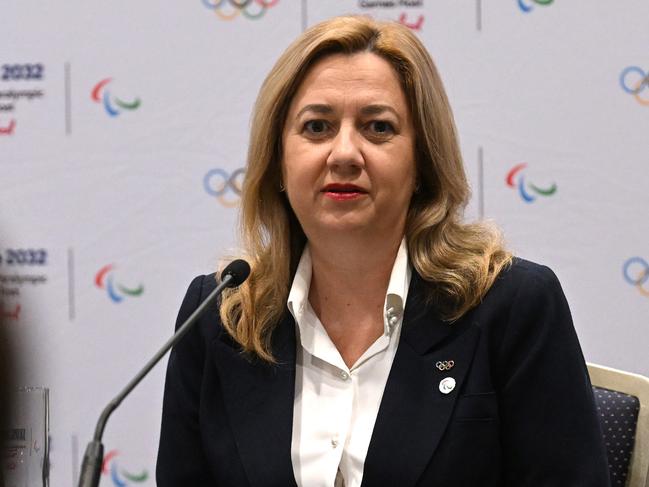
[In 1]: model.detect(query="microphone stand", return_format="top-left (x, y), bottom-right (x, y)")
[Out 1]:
top-left (77, 273), bottom-right (237, 487)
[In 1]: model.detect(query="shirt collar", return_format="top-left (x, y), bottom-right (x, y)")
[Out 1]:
top-left (287, 239), bottom-right (411, 338)
top-left (384, 238), bottom-right (411, 335)
top-left (287, 247), bottom-right (312, 325)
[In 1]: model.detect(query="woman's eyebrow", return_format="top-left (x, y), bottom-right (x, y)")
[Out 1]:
top-left (295, 104), bottom-right (333, 118)
top-left (359, 104), bottom-right (400, 120)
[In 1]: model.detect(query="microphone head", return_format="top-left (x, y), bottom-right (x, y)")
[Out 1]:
top-left (220, 259), bottom-right (251, 288)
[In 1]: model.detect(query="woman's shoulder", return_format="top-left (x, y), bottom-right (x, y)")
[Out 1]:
top-left (186, 273), bottom-right (219, 296)
top-left (174, 273), bottom-right (223, 339)
top-left (468, 256), bottom-right (569, 327)
top-left (491, 256), bottom-right (562, 296)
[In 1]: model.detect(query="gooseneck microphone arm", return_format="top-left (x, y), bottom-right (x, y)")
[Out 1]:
top-left (78, 259), bottom-right (251, 487)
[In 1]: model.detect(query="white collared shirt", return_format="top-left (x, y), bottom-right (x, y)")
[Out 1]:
top-left (288, 240), bottom-right (411, 487)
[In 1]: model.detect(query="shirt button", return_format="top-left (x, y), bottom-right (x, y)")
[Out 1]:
top-left (331, 438), bottom-right (339, 448)
top-left (339, 371), bottom-right (349, 380)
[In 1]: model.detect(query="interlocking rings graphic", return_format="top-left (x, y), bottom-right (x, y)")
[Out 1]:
top-left (203, 168), bottom-right (245, 207)
top-left (436, 360), bottom-right (455, 371)
top-left (623, 257), bottom-right (649, 297)
top-left (202, 0), bottom-right (279, 21)
top-left (0, 119), bottom-right (16, 135)
top-left (102, 450), bottom-right (149, 486)
top-left (620, 66), bottom-right (649, 105)
top-left (506, 163), bottom-right (557, 203)
top-left (518, 0), bottom-right (553, 13)
top-left (91, 78), bottom-right (141, 117)
top-left (95, 264), bottom-right (144, 303)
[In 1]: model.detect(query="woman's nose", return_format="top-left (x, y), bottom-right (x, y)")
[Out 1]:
top-left (326, 123), bottom-right (364, 170)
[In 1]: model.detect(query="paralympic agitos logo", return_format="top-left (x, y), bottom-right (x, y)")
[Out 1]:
top-left (620, 67), bottom-right (649, 106)
top-left (506, 163), bottom-right (557, 203)
top-left (202, 0), bottom-right (279, 21)
top-left (102, 450), bottom-right (149, 486)
top-left (518, 0), bottom-right (553, 13)
top-left (91, 78), bottom-right (141, 117)
top-left (95, 264), bottom-right (144, 303)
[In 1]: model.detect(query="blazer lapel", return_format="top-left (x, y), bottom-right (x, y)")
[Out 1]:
top-left (362, 274), bottom-right (481, 487)
top-left (211, 314), bottom-right (298, 487)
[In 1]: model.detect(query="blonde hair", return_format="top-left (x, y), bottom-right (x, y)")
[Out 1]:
top-left (220, 16), bottom-right (512, 361)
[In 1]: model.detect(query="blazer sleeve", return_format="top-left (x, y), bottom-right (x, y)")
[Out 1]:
top-left (496, 265), bottom-right (610, 486)
top-left (156, 275), bottom-right (214, 487)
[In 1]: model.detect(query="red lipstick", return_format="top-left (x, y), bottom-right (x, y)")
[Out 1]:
top-left (322, 183), bottom-right (367, 201)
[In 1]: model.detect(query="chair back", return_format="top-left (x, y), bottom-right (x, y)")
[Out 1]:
top-left (588, 363), bottom-right (649, 487)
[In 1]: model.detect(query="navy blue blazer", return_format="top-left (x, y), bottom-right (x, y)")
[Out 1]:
top-left (157, 259), bottom-right (610, 486)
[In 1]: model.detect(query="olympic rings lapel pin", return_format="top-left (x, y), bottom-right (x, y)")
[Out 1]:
top-left (436, 360), bottom-right (455, 371)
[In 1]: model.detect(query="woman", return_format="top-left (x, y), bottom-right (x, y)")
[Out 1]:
top-left (157, 16), bottom-right (610, 486)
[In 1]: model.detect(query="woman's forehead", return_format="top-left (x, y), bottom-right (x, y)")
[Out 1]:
top-left (288, 52), bottom-right (408, 114)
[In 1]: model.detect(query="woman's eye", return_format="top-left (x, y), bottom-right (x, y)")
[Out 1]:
top-left (304, 120), bottom-right (328, 134)
top-left (369, 120), bottom-right (394, 134)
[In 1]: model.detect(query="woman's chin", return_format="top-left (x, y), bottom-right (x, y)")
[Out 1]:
top-left (304, 217), bottom-right (389, 240)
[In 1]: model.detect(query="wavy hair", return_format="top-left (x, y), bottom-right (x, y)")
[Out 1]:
top-left (220, 16), bottom-right (512, 361)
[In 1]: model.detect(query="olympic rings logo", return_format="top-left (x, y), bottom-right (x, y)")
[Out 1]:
top-left (203, 168), bottom-right (245, 207)
top-left (436, 360), bottom-right (455, 371)
top-left (620, 67), bottom-right (649, 105)
top-left (518, 0), bottom-right (553, 13)
top-left (623, 257), bottom-right (649, 298)
top-left (202, 0), bottom-right (279, 21)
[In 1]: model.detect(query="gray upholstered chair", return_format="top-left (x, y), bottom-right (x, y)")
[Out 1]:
top-left (588, 363), bottom-right (649, 487)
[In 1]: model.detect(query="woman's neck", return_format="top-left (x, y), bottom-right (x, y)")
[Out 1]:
top-left (306, 233), bottom-right (404, 367)
top-left (308, 235), bottom-right (402, 301)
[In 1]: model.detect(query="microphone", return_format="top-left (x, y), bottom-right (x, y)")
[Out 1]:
top-left (220, 258), bottom-right (250, 287)
top-left (77, 259), bottom-right (250, 487)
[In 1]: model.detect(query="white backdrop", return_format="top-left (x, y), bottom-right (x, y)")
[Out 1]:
top-left (2, 1), bottom-right (648, 485)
